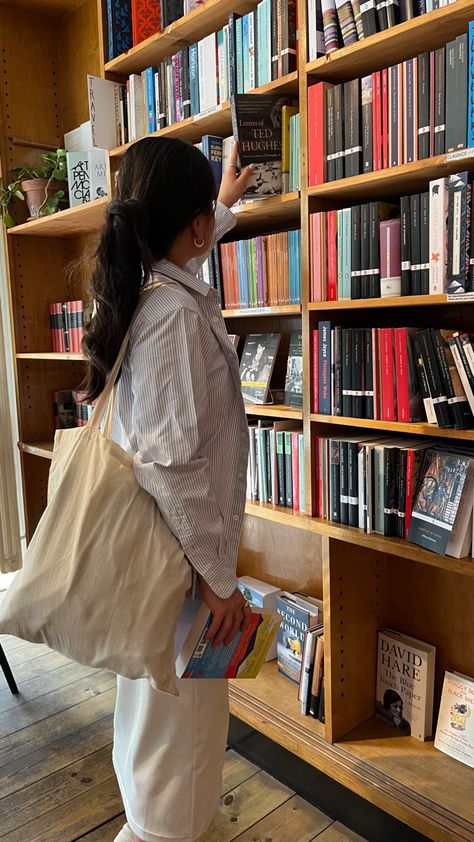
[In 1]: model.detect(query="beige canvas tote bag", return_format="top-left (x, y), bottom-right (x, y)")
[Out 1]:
top-left (0, 280), bottom-right (192, 695)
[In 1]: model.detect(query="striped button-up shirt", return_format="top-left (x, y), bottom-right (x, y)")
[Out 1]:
top-left (110, 204), bottom-right (249, 599)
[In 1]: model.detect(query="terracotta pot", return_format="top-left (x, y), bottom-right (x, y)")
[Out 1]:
top-left (20, 179), bottom-right (65, 220)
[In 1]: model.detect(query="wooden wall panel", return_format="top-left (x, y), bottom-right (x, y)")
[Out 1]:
top-left (57, 0), bottom-right (102, 134)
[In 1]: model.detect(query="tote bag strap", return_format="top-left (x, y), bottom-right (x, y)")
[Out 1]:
top-left (89, 278), bottom-right (179, 433)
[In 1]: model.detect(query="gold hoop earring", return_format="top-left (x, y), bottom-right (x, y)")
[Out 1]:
top-left (193, 236), bottom-right (205, 248)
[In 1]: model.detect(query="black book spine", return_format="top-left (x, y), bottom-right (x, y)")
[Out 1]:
top-left (360, 203), bottom-right (370, 298)
top-left (162, 0), bottom-right (184, 28)
top-left (445, 40), bottom-right (457, 154)
top-left (420, 191), bottom-right (430, 295)
top-left (452, 332), bottom-right (474, 397)
top-left (344, 79), bottom-right (361, 177)
top-left (362, 76), bottom-right (373, 173)
top-left (383, 448), bottom-right (397, 537)
top-left (397, 449), bottom-right (408, 538)
top-left (410, 193), bottom-right (421, 295)
top-left (416, 328), bottom-right (452, 427)
top-left (431, 328), bottom-right (473, 429)
top-left (348, 442), bottom-right (359, 527)
top-left (340, 440), bottom-right (349, 524)
top-left (342, 328), bottom-right (353, 416)
top-left (181, 49), bottom-right (191, 120)
top-left (369, 202), bottom-right (381, 298)
top-left (386, 0), bottom-right (399, 27)
top-left (360, 0), bottom-right (378, 36)
top-left (447, 172), bottom-right (472, 295)
top-left (213, 245), bottom-right (224, 308)
top-left (334, 325), bottom-right (343, 416)
top-left (352, 328), bottom-right (365, 417)
top-left (318, 673), bottom-right (325, 723)
top-left (434, 47), bottom-right (446, 155)
top-left (413, 335), bottom-right (434, 422)
top-left (334, 84), bottom-right (345, 181)
top-left (228, 14), bottom-right (238, 97)
top-left (364, 328), bottom-right (374, 418)
top-left (271, 0), bottom-right (279, 81)
top-left (417, 0), bottom-right (426, 12)
top-left (455, 34), bottom-right (468, 152)
top-left (265, 429), bottom-right (273, 504)
top-left (418, 52), bottom-right (430, 160)
top-left (281, 0), bottom-right (297, 75)
top-left (277, 433), bottom-right (286, 506)
top-left (376, 0), bottom-right (388, 32)
top-left (284, 433), bottom-right (293, 508)
top-left (326, 86), bottom-right (336, 182)
top-left (351, 205), bottom-right (362, 299)
top-left (330, 440), bottom-right (341, 523)
top-left (399, 0), bottom-right (414, 19)
top-left (400, 195), bottom-right (411, 296)
top-left (159, 63), bottom-right (168, 129)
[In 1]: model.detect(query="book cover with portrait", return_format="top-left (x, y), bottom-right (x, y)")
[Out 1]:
top-left (375, 628), bottom-right (436, 741)
top-left (239, 333), bottom-right (281, 404)
top-left (435, 670), bottom-right (474, 768)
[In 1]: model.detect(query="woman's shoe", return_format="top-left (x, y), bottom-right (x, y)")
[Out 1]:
top-left (113, 822), bottom-right (134, 841)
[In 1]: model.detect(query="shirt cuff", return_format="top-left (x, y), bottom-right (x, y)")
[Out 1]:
top-left (215, 201), bottom-right (237, 238)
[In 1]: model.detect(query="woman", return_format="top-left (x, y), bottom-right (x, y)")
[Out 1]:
top-left (81, 136), bottom-right (255, 842)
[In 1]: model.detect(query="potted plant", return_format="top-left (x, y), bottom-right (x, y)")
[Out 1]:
top-left (0, 149), bottom-right (68, 227)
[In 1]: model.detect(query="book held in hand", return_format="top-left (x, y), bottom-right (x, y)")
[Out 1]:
top-left (238, 575), bottom-right (282, 660)
top-left (175, 601), bottom-right (280, 679)
top-left (231, 94), bottom-right (293, 198)
top-left (435, 670), bottom-right (474, 768)
top-left (376, 628), bottom-right (436, 741)
top-left (240, 333), bottom-right (281, 404)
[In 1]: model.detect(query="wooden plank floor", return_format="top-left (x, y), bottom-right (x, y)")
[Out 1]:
top-left (0, 628), bottom-right (367, 842)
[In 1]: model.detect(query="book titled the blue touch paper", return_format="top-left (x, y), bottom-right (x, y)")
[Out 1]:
top-left (175, 601), bottom-right (281, 679)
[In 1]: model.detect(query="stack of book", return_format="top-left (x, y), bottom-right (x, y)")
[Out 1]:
top-left (310, 173), bottom-right (474, 301)
top-left (49, 301), bottom-right (90, 354)
top-left (308, 25), bottom-right (474, 184)
top-left (108, 4), bottom-right (297, 143)
top-left (247, 421), bottom-right (305, 511)
top-left (313, 434), bottom-right (474, 558)
top-left (312, 323), bottom-right (474, 428)
top-left (276, 591), bottom-right (325, 720)
top-left (53, 390), bottom-right (96, 430)
top-left (307, 0), bottom-right (459, 60)
top-left (220, 230), bottom-right (301, 309)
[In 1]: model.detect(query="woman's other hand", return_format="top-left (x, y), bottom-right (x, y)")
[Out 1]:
top-left (217, 142), bottom-right (255, 209)
top-left (197, 574), bottom-right (253, 647)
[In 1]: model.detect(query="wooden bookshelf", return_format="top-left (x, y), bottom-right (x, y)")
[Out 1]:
top-left (3, 1), bottom-right (474, 839)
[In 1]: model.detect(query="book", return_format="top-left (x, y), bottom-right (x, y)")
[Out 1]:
top-left (237, 575), bottom-right (282, 660)
top-left (107, 0), bottom-right (133, 61)
top-left (309, 632), bottom-right (325, 718)
top-left (284, 330), bottom-right (303, 408)
top-left (376, 628), bottom-right (436, 741)
top-left (240, 333), bottom-right (281, 404)
top-left (175, 600), bottom-right (280, 678)
top-left (299, 624), bottom-right (324, 714)
top-left (132, 0), bottom-right (160, 46)
top-left (408, 447), bottom-right (474, 556)
top-left (434, 670), bottom-right (474, 768)
top-left (201, 136), bottom-right (223, 191)
top-left (231, 93), bottom-right (292, 198)
top-left (275, 591), bottom-right (323, 683)
top-left (66, 150), bottom-right (108, 206)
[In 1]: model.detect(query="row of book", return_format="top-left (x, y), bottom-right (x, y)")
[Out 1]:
top-left (49, 301), bottom-right (91, 354)
top-left (308, 26), bottom-right (474, 185)
top-left (109, 6), bottom-right (297, 144)
top-left (247, 421), bottom-right (305, 511)
top-left (107, 0), bottom-right (204, 61)
top-left (313, 323), bottom-right (474, 428)
top-left (53, 390), bottom-right (96, 429)
top-left (239, 331), bottom-right (302, 407)
top-left (307, 0), bottom-right (459, 59)
top-left (220, 230), bottom-right (301, 310)
top-left (313, 433), bottom-right (474, 557)
top-left (310, 173), bottom-right (474, 301)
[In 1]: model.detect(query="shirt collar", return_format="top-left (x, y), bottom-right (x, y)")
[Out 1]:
top-left (151, 258), bottom-right (212, 297)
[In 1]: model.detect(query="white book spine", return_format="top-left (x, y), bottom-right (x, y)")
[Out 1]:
top-left (66, 152), bottom-right (90, 207)
top-left (89, 148), bottom-right (108, 200)
top-left (358, 448), bottom-right (365, 530)
top-left (198, 33), bottom-right (218, 113)
top-left (300, 631), bottom-right (317, 713)
top-left (308, 0), bottom-right (317, 62)
top-left (429, 177), bottom-right (449, 294)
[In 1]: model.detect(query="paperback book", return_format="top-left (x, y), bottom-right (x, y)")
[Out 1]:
top-left (240, 333), bottom-right (281, 404)
top-left (275, 591), bottom-right (323, 683)
top-left (284, 330), bottom-right (303, 407)
top-left (435, 670), bottom-right (474, 768)
top-left (231, 94), bottom-right (293, 198)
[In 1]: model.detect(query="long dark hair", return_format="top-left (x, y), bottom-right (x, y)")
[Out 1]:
top-left (81, 136), bottom-right (216, 401)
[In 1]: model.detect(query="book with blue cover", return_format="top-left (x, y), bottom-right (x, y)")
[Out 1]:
top-left (107, 0), bottom-right (133, 62)
top-left (275, 592), bottom-right (323, 684)
top-left (201, 136), bottom-right (223, 191)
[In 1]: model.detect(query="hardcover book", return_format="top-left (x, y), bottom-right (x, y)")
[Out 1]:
top-left (240, 333), bottom-right (281, 404)
top-left (238, 575), bottom-right (282, 660)
top-left (435, 670), bottom-right (474, 768)
top-left (376, 628), bottom-right (436, 741)
top-left (66, 150), bottom-right (108, 206)
top-left (231, 94), bottom-right (292, 198)
top-left (132, 0), bottom-right (160, 46)
top-left (275, 592), bottom-right (323, 683)
top-left (107, 0), bottom-right (133, 61)
top-left (284, 330), bottom-right (303, 407)
top-left (175, 600), bottom-right (280, 679)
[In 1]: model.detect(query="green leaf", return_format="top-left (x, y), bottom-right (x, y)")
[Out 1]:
top-left (54, 190), bottom-right (65, 199)
top-left (14, 190), bottom-right (25, 201)
top-left (4, 213), bottom-right (15, 228)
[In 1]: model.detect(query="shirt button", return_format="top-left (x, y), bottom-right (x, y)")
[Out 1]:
top-left (212, 316), bottom-right (219, 324)
top-left (233, 514), bottom-right (240, 523)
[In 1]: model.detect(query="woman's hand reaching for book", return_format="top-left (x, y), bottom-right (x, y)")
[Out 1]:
top-left (217, 142), bottom-right (255, 209)
top-left (198, 574), bottom-right (253, 648)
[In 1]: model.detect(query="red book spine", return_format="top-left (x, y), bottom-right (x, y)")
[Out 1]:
top-left (372, 326), bottom-right (379, 420)
top-left (379, 327), bottom-right (396, 421)
top-left (372, 71), bottom-right (380, 171)
top-left (132, 0), bottom-right (161, 47)
top-left (327, 210), bottom-right (337, 300)
top-left (394, 327), bottom-right (409, 422)
top-left (172, 53), bottom-right (181, 122)
top-left (66, 301), bottom-right (73, 353)
top-left (308, 83), bottom-right (327, 186)
top-left (291, 431), bottom-right (300, 512)
top-left (382, 67), bottom-right (389, 170)
top-left (405, 449), bottom-right (414, 538)
top-left (429, 50), bottom-right (435, 158)
top-left (312, 329), bottom-right (319, 412)
top-left (77, 300), bottom-right (84, 354)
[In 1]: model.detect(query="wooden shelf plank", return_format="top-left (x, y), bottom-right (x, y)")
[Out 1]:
top-left (105, 0), bottom-right (258, 76)
top-left (223, 305), bottom-right (302, 317)
top-left (244, 502), bottom-right (474, 575)
top-left (306, 0), bottom-right (474, 82)
top-left (245, 404), bottom-right (303, 419)
top-left (17, 352), bottom-right (85, 361)
top-left (19, 442), bottom-right (54, 460)
top-left (231, 192), bottom-right (300, 236)
top-left (306, 152), bottom-right (474, 205)
top-left (109, 73), bottom-right (299, 159)
top-left (310, 412), bottom-right (474, 441)
top-left (8, 198), bottom-right (108, 238)
top-left (308, 294), bottom-right (455, 310)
